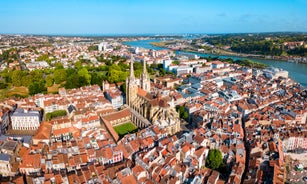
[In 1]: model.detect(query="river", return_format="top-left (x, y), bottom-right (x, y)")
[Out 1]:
top-left (125, 39), bottom-right (307, 87)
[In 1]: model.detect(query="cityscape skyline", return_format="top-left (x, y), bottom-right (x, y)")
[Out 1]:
top-left (1, 0), bottom-right (307, 35)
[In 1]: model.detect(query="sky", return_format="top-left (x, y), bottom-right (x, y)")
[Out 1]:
top-left (0, 0), bottom-right (306, 35)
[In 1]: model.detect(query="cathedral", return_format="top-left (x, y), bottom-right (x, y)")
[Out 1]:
top-left (126, 56), bottom-right (181, 135)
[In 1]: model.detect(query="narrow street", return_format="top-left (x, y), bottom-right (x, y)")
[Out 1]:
top-left (241, 117), bottom-right (250, 184)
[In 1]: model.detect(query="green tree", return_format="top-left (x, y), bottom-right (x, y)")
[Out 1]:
top-left (11, 70), bottom-right (24, 86)
top-left (54, 69), bottom-right (67, 84)
top-left (182, 111), bottom-right (189, 120)
top-left (46, 75), bottom-right (54, 87)
top-left (88, 45), bottom-right (98, 51)
top-left (45, 110), bottom-right (67, 121)
top-left (74, 61), bottom-right (82, 69)
top-left (78, 67), bottom-right (91, 85)
top-left (65, 73), bottom-right (80, 89)
top-left (91, 72), bottom-right (106, 85)
top-left (120, 83), bottom-right (126, 95)
top-left (66, 68), bottom-right (76, 76)
top-left (36, 54), bottom-right (49, 61)
top-left (177, 106), bottom-right (189, 120)
top-left (29, 81), bottom-right (47, 95)
top-left (0, 69), bottom-right (10, 83)
top-left (159, 68), bottom-right (166, 76)
top-left (55, 62), bottom-right (64, 69)
top-left (21, 75), bottom-right (33, 87)
top-left (206, 149), bottom-right (223, 170)
top-left (106, 65), bottom-right (128, 83)
top-left (0, 81), bottom-right (8, 89)
top-left (30, 70), bottom-right (44, 83)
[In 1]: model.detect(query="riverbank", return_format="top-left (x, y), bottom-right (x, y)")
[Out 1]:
top-left (150, 42), bottom-right (307, 64)
top-left (125, 39), bottom-right (307, 87)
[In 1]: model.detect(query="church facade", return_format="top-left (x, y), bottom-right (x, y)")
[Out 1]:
top-left (126, 56), bottom-right (181, 135)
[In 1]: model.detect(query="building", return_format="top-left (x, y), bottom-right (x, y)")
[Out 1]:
top-left (163, 59), bottom-right (173, 71)
top-left (154, 76), bottom-right (182, 88)
top-left (98, 42), bottom-right (108, 51)
top-left (176, 65), bottom-right (193, 75)
top-left (126, 57), bottom-right (181, 135)
top-left (211, 61), bottom-right (225, 69)
top-left (81, 115), bottom-right (101, 130)
top-left (101, 108), bottom-right (131, 127)
top-left (177, 52), bottom-right (200, 60)
top-left (140, 58), bottom-right (151, 92)
top-left (104, 88), bottom-right (124, 109)
top-left (19, 153), bottom-right (41, 175)
top-left (10, 108), bottom-right (41, 130)
top-left (0, 153), bottom-right (13, 177)
top-left (32, 122), bottom-right (52, 145)
top-left (1, 141), bottom-right (18, 155)
top-left (263, 67), bottom-right (288, 79)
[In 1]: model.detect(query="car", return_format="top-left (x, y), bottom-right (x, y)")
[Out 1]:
top-left (302, 176), bottom-right (307, 182)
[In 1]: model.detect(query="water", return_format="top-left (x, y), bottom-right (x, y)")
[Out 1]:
top-left (124, 39), bottom-right (166, 51)
top-left (125, 39), bottom-right (307, 87)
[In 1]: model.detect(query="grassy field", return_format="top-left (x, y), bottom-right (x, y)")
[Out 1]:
top-left (113, 122), bottom-right (138, 137)
top-left (47, 84), bottom-right (61, 94)
top-left (150, 42), bottom-right (167, 47)
top-left (6, 86), bottom-right (29, 98)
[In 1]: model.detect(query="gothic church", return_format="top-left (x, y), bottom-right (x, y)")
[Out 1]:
top-left (126, 56), bottom-right (180, 135)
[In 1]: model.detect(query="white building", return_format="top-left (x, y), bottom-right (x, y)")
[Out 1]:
top-left (98, 42), bottom-right (108, 51)
top-left (176, 65), bottom-right (193, 75)
top-left (11, 109), bottom-right (41, 130)
top-left (211, 61), bottom-right (225, 69)
top-left (263, 67), bottom-right (289, 79)
top-left (177, 52), bottom-right (200, 60)
top-left (163, 59), bottom-right (173, 71)
top-left (104, 88), bottom-right (124, 109)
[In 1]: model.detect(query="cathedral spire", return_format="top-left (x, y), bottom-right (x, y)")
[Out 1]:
top-left (126, 54), bottom-right (137, 107)
top-left (142, 59), bottom-right (147, 75)
top-left (141, 59), bottom-right (150, 92)
top-left (129, 55), bottom-right (135, 80)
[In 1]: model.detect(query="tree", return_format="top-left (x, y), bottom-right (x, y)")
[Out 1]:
top-left (0, 81), bottom-right (8, 89)
top-left (106, 65), bottom-right (128, 83)
top-left (0, 68), bottom-right (10, 83)
top-left (54, 69), bottom-right (67, 84)
top-left (182, 111), bottom-right (189, 120)
top-left (88, 45), bottom-right (98, 51)
top-left (46, 110), bottom-right (67, 121)
top-left (30, 70), bottom-right (44, 83)
top-left (78, 67), bottom-right (91, 85)
top-left (55, 62), bottom-right (64, 69)
top-left (159, 68), bottom-right (166, 76)
top-left (120, 83), bottom-right (126, 95)
top-left (21, 75), bottom-right (33, 87)
top-left (36, 54), bottom-right (49, 61)
top-left (206, 149), bottom-right (223, 170)
top-left (11, 70), bottom-right (24, 86)
top-left (177, 106), bottom-right (189, 120)
top-left (65, 73), bottom-right (80, 89)
top-left (29, 81), bottom-right (47, 95)
top-left (66, 68), bottom-right (76, 76)
top-left (74, 61), bottom-right (82, 69)
top-left (46, 75), bottom-right (54, 87)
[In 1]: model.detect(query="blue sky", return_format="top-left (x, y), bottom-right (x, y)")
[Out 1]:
top-left (0, 0), bottom-right (306, 35)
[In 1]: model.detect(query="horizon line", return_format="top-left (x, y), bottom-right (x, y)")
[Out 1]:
top-left (0, 31), bottom-right (306, 37)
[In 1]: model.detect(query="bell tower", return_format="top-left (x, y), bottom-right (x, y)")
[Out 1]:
top-left (126, 55), bottom-right (138, 106)
top-left (141, 60), bottom-right (151, 92)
